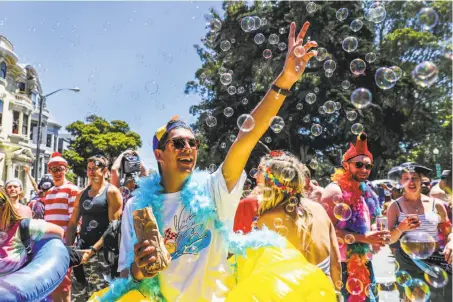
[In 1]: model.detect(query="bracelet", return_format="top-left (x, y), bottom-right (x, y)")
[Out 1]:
top-left (89, 246), bottom-right (97, 254)
top-left (396, 226), bottom-right (403, 233)
top-left (271, 84), bottom-right (291, 96)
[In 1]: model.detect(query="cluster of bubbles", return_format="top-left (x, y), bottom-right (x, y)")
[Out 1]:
top-left (375, 67), bottom-right (400, 90)
top-left (323, 59), bottom-right (336, 77)
top-left (87, 220), bottom-right (98, 232)
top-left (321, 100), bottom-right (342, 114)
top-left (240, 16), bottom-right (266, 33)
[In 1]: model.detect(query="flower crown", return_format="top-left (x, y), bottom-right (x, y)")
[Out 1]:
top-left (264, 164), bottom-right (298, 196)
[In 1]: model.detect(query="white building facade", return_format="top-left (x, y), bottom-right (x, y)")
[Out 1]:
top-left (0, 35), bottom-right (64, 198)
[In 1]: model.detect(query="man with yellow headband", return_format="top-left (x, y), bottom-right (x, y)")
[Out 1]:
top-left (113, 21), bottom-right (318, 301)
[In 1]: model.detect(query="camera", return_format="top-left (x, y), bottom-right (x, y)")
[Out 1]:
top-left (121, 151), bottom-right (141, 174)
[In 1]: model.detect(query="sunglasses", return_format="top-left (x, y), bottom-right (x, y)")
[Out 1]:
top-left (50, 167), bottom-right (66, 173)
top-left (165, 138), bottom-right (200, 150)
top-left (422, 182), bottom-right (430, 186)
top-left (351, 161), bottom-right (374, 170)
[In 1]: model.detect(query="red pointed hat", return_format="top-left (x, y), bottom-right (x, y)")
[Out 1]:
top-left (48, 152), bottom-right (68, 167)
top-left (343, 132), bottom-right (373, 162)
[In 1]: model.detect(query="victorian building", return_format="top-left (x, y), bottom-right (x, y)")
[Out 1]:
top-left (0, 35), bottom-right (63, 198)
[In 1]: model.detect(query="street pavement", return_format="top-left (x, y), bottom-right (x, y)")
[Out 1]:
top-left (373, 245), bottom-right (400, 301)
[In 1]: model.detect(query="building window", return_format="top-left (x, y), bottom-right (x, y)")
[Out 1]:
top-left (30, 121), bottom-right (37, 140)
top-left (23, 114), bottom-right (29, 136)
top-left (0, 99), bottom-right (3, 127)
top-left (54, 135), bottom-right (58, 151)
top-left (17, 82), bottom-right (26, 93)
top-left (46, 133), bottom-right (52, 148)
top-left (0, 62), bottom-right (6, 79)
top-left (32, 93), bottom-right (37, 106)
top-left (12, 111), bottom-right (19, 134)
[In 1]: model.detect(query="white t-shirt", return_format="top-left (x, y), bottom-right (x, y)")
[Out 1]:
top-left (118, 165), bottom-right (246, 301)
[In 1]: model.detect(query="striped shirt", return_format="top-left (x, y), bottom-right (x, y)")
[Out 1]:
top-left (396, 199), bottom-right (439, 240)
top-left (43, 181), bottom-right (80, 232)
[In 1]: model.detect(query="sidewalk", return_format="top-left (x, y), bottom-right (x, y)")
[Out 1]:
top-left (372, 245), bottom-right (400, 301)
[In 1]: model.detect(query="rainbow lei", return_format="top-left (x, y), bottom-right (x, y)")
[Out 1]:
top-left (331, 169), bottom-right (381, 302)
top-left (264, 164), bottom-right (297, 195)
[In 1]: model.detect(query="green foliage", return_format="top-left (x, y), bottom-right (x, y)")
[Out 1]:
top-left (187, 1), bottom-right (452, 180)
top-left (63, 114), bottom-right (142, 177)
top-left (65, 170), bottom-right (77, 184)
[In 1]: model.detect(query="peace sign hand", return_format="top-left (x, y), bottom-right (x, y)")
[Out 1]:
top-left (282, 22), bottom-right (318, 85)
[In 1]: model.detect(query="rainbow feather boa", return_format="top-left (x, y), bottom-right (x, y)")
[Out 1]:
top-left (100, 169), bottom-right (284, 301)
top-left (331, 169), bottom-right (381, 302)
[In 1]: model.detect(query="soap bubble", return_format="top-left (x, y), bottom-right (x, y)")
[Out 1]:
top-left (237, 86), bottom-right (245, 94)
top-left (323, 59), bottom-right (336, 72)
top-left (364, 284), bottom-right (379, 300)
top-left (306, 2), bottom-right (317, 14)
top-left (314, 87), bottom-right (319, 93)
top-left (351, 88), bottom-right (372, 109)
top-left (220, 73), bottom-right (232, 85)
top-left (365, 52), bottom-right (377, 63)
top-left (375, 67), bottom-right (397, 90)
top-left (277, 42), bottom-right (287, 51)
top-left (260, 17), bottom-right (267, 26)
top-left (294, 46), bottom-right (306, 58)
top-left (318, 106), bottom-right (327, 115)
top-left (241, 16), bottom-right (255, 32)
top-left (346, 278), bottom-right (363, 295)
top-left (227, 86), bottom-right (237, 95)
top-left (220, 40), bottom-right (231, 51)
top-left (241, 98), bottom-right (249, 105)
top-left (404, 279), bottom-right (431, 302)
top-left (282, 167), bottom-right (296, 182)
top-left (337, 238), bottom-right (344, 249)
top-left (390, 66), bottom-right (403, 80)
top-left (341, 80), bottom-right (351, 90)
top-left (89, 220), bottom-right (98, 229)
top-left (346, 110), bottom-right (358, 121)
top-left (342, 37), bottom-right (358, 52)
top-left (269, 116), bottom-right (285, 133)
top-left (208, 164), bottom-right (217, 172)
top-left (324, 100), bottom-right (336, 114)
top-left (350, 19), bottom-right (363, 32)
top-left (0, 232), bottom-right (7, 245)
top-left (89, 274), bottom-right (100, 283)
top-left (206, 116), bottom-right (217, 127)
top-left (229, 134), bottom-right (236, 142)
top-left (309, 159), bottom-right (318, 170)
top-left (83, 200), bottom-right (93, 210)
top-left (268, 34), bottom-right (279, 45)
top-left (315, 48), bottom-right (328, 61)
top-left (305, 93), bottom-right (317, 104)
top-left (350, 58), bottom-right (366, 75)
top-left (332, 195), bottom-right (344, 204)
top-left (279, 27), bottom-right (286, 35)
top-left (311, 123), bottom-right (323, 136)
top-left (145, 81), bottom-right (159, 95)
top-left (336, 8), bottom-right (349, 21)
top-left (237, 114), bottom-right (255, 132)
top-left (273, 217), bottom-right (283, 228)
top-left (396, 270), bottom-right (413, 287)
top-left (334, 102), bottom-right (342, 110)
top-left (296, 103), bottom-right (303, 110)
top-left (401, 231), bottom-right (436, 259)
top-left (351, 123), bottom-right (364, 135)
top-left (334, 203), bottom-right (352, 221)
top-left (224, 107), bottom-right (234, 117)
top-left (264, 136), bottom-right (272, 143)
top-left (254, 33), bottom-right (265, 45)
top-left (412, 61), bottom-right (438, 88)
top-left (345, 234), bottom-right (356, 244)
top-left (303, 115), bottom-right (311, 123)
top-left (366, 2), bottom-right (386, 24)
top-left (249, 168), bottom-right (258, 178)
top-left (263, 49), bottom-right (272, 59)
top-left (325, 70), bottom-right (334, 78)
top-left (424, 265), bottom-right (449, 288)
top-left (220, 142), bottom-right (226, 149)
top-left (275, 225), bottom-right (289, 237)
top-left (417, 7), bottom-right (439, 30)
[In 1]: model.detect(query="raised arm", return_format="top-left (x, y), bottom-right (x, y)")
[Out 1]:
top-left (223, 21), bottom-right (318, 192)
top-left (23, 166), bottom-right (39, 192)
top-left (111, 151), bottom-right (128, 188)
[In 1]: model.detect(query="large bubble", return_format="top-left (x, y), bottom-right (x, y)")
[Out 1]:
top-left (336, 8), bottom-right (349, 21)
top-left (334, 203), bottom-right (352, 221)
top-left (351, 123), bottom-right (364, 135)
top-left (390, 66), bottom-right (403, 81)
top-left (401, 231), bottom-right (436, 259)
top-left (294, 46), bottom-right (306, 58)
top-left (350, 19), bottom-right (363, 32)
top-left (375, 67), bottom-right (397, 90)
top-left (350, 58), bottom-right (366, 75)
top-left (237, 114), bottom-right (255, 132)
top-left (311, 123), bottom-right (322, 136)
top-left (323, 59), bottom-right (336, 72)
top-left (366, 2), bottom-right (387, 24)
top-left (417, 7), bottom-right (439, 30)
top-left (404, 279), bottom-right (431, 302)
top-left (412, 61), bottom-right (438, 88)
top-left (305, 92), bottom-right (317, 104)
top-left (424, 265), bottom-right (449, 288)
top-left (342, 37), bottom-right (358, 52)
top-left (346, 278), bottom-right (363, 295)
top-left (269, 116), bottom-right (285, 133)
top-left (396, 270), bottom-right (412, 287)
top-left (351, 88), bottom-right (372, 109)
top-left (241, 16), bottom-right (255, 32)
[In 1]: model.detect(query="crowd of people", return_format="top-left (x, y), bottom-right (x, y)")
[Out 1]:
top-left (1, 21), bottom-right (452, 302)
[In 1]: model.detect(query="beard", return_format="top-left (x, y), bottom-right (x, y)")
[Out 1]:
top-left (351, 171), bottom-right (369, 182)
top-left (421, 187), bottom-right (430, 195)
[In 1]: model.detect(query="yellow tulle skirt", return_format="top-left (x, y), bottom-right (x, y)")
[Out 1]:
top-left (89, 242), bottom-right (335, 302)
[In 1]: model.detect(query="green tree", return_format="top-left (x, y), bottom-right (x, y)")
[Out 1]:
top-left (186, 1), bottom-right (451, 181)
top-left (63, 115), bottom-right (142, 177)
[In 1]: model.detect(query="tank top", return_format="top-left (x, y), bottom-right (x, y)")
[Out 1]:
top-left (396, 198), bottom-right (439, 240)
top-left (78, 184), bottom-right (111, 247)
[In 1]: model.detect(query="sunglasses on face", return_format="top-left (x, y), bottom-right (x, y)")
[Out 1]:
top-left (87, 166), bottom-right (102, 172)
top-left (351, 161), bottom-right (374, 170)
top-left (165, 138), bottom-right (200, 150)
top-left (422, 182), bottom-right (430, 186)
top-left (50, 167), bottom-right (66, 173)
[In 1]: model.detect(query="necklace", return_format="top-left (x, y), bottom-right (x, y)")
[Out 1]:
top-left (404, 197), bottom-right (422, 213)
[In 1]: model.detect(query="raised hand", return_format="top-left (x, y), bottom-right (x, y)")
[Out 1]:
top-left (282, 22), bottom-right (318, 84)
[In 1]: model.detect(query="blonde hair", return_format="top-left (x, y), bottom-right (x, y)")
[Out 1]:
top-left (258, 153), bottom-right (312, 227)
top-left (0, 188), bottom-right (23, 230)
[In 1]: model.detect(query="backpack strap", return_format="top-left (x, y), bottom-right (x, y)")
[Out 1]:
top-left (19, 218), bottom-right (33, 264)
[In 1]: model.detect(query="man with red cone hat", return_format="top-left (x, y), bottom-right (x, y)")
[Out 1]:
top-left (43, 152), bottom-right (80, 302)
top-left (321, 133), bottom-right (388, 302)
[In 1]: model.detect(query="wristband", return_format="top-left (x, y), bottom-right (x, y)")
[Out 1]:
top-left (396, 226), bottom-right (403, 234)
top-left (271, 84), bottom-right (291, 96)
top-left (89, 246), bottom-right (97, 254)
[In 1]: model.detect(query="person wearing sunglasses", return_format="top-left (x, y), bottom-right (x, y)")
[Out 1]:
top-left (321, 133), bottom-right (387, 302)
top-left (0, 188), bottom-right (64, 277)
top-left (5, 178), bottom-right (32, 219)
top-left (42, 152), bottom-right (80, 302)
top-left (113, 22), bottom-right (319, 301)
top-left (420, 175), bottom-right (432, 196)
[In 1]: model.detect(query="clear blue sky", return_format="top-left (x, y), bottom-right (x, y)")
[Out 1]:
top-left (0, 1), bottom-right (224, 169)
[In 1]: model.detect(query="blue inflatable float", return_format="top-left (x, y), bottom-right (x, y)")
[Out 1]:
top-left (0, 237), bottom-right (69, 302)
